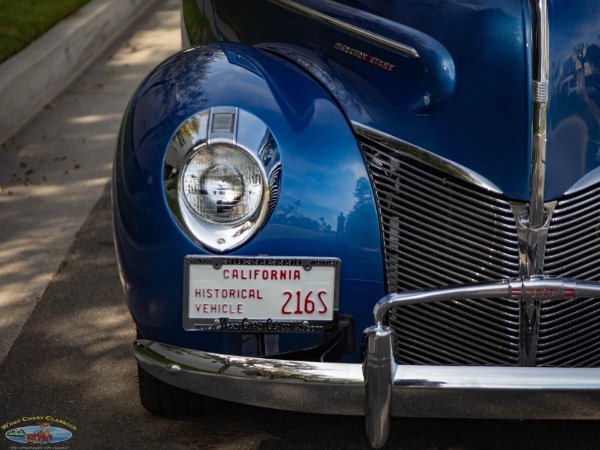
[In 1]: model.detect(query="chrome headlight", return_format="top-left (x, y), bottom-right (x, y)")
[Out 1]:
top-left (164, 107), bottom-right (281, 252)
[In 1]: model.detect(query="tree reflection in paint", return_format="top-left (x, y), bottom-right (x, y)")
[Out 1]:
top-left (272, 176), bottom-right (374, 237)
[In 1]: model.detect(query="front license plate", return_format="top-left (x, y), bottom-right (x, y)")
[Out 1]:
top-left (183, 256), bottom-right (340, 332)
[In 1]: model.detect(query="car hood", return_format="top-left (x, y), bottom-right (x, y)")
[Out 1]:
top-left (213, 0), bottom-right (600, 201)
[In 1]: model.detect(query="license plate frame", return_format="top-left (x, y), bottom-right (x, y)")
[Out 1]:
top-left (183, 256), bottom-right (340, 332)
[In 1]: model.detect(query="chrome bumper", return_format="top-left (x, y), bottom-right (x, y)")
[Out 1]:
top-left (134, 277), bottom-right (600, 448)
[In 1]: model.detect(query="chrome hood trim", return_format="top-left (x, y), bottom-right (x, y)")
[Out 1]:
top-left (528, 0), bottom-right (550, 228)
top-left (353, 122), bottom-right (503, 194)
top-left (268, 0), bottom-right (419, 59)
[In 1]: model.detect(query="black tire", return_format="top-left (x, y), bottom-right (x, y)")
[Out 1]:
top-left (137, 364), bottom-right (209, 415)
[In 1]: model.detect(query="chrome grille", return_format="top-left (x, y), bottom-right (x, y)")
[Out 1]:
top-left (542, 185), bottom-right (600, 367)
top-left (359, 136), bottom-right (521, 366)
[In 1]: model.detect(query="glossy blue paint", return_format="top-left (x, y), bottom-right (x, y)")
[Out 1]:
top-left (187, 0), bottom-right (600, 197)
top-left (113, 44), bottom-right (384, 359)
top-left (546, 1), bottom-right (600, 199)
top-left (118, 0), bottom-right (600, 364)
top-left (208, 0), bottom-right (532, 200)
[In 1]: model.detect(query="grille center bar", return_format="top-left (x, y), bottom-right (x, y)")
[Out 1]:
top-left (511, 201), bottom-right (557, 365)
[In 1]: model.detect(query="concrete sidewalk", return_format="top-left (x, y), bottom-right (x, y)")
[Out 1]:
top-left (0, 0), bottom-right (159, 144)
top-left (0, 0), bottom-right (181, 364)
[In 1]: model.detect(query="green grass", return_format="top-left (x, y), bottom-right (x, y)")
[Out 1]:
top-left (0, 0), bottom-right (91, 64)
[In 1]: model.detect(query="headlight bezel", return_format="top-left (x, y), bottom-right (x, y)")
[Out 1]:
top-left (163, 107), bottom-right (281, 253)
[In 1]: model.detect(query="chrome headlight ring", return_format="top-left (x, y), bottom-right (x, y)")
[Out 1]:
top-left (164, 107), bottom-right (281, 253)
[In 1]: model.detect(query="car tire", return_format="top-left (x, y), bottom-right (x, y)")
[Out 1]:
top-left (137, 364), bottom-right (210, 415)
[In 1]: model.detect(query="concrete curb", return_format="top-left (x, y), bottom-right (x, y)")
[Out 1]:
top-left (0, 0), bottom-right (160, 145)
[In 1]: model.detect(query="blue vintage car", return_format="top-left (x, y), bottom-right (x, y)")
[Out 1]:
top-left (113, 0), bottom-right (600, 447)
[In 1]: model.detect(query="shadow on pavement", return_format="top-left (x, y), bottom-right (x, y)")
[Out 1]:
top-left (2, 184), bottom-right (600, 449)
top-left (0, 0), bottom-right (181, 365)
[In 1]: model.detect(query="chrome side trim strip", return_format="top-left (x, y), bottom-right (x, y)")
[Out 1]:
top-left (354, 122), bottom-right (503, 194)
top-left (268, 0), bottom-right (420, 59)
top-left (528, 0), bottom-right (550, 228)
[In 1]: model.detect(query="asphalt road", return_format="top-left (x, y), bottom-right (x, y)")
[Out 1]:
top-left (3, 183), bottom-right (600, 449)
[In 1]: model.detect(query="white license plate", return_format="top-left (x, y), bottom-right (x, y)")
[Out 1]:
top-left (183, 256), bottom-right (340, 332)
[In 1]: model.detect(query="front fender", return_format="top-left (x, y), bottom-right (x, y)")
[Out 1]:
top-left (113, 43), bottom-right (384, 359)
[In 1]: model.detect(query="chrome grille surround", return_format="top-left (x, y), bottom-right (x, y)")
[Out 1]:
top-left (357, 131), bottom-right (521, 366)
top-left (358, 126), bottom-right (600, 368)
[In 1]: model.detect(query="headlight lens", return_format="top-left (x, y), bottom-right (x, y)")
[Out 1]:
top-left (182, 145), bottom-right (263, 224)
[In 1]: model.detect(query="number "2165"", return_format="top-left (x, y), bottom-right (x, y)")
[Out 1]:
top-left (281, 290), bottom-right (328, 315)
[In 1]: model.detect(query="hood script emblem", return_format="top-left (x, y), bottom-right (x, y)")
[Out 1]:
top-left (334, 43), bottom-right (395, 72)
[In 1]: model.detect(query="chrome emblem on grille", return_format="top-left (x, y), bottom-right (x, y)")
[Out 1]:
top-left (510, 277), bottom-right (576, 366)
